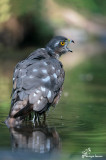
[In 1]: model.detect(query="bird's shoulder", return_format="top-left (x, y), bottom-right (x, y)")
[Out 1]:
top-left (27, 48), bottom-right (50, 60)
top-left (12, 47), bottom-right (65, 91)
top-left (13, 48), bottom-right (48, 77)
top-left (11, 48), bottom-right (65, 107)
top-left (13, 48), bottom-right (64, 78)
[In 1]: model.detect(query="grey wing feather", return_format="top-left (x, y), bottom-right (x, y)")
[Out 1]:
top-left (10, 48), bottom-right (65, 117)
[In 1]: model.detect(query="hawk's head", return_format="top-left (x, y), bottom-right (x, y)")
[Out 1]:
top-left (46, 36), bottom-right (74, 58)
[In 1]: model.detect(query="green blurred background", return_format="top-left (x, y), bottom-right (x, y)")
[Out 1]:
top-left (0, 0), bottom-right (106, 159)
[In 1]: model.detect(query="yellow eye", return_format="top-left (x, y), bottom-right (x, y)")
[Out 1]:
top-left (60, 41), bottom-right (65, 46)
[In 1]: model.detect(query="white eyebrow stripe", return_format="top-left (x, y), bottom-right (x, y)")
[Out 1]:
top-left (47, 90), bottom-right (51, 99)
top-left (42, 69), bottom-right (47, 74)
top-left (53, 73), bottom-right (57, 78)
top-left (42, 76), bottom-right (50, 82)
top-left (54, 41), bottom-right (59, 47)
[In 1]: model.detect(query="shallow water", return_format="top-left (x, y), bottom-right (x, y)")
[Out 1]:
top-left (0, 53), bottom-right (106, 160)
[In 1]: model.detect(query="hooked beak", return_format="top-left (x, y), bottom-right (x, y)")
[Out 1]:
top-left (67, 39), bottom-right (75, 52)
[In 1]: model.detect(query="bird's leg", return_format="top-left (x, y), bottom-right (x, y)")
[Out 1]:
top-left (42, 112), bottom-right (46, 126)
top-left (28, 113), bottom-right (32, 120)
top-left (32, 112), bottom-right (36, 123)
top-left (43, 112), bottom-right (46, 122)
top-left (36, 113), bottom-right (42, 126)
top-left (34, 112), bottom-right (40, 123)
top-left (20, 115), bottom-right (27, 121)
top-left (37, 113), bottom-right (40, 122)
top-left (32, 112), bottom-right (41, 126)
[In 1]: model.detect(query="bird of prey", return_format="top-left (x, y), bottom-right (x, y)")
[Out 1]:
top-left (5, 36), bottom-right (74, 126)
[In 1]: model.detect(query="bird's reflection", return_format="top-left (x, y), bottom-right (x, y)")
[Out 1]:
top-left (9, 123), bottom-right (60, 155)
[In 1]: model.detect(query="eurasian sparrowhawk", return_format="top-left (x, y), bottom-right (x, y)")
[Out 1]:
top-left (6, 36), bottom-right (74, 126)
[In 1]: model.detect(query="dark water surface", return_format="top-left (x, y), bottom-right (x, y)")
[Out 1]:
top-left (0, 53), bottom-right (106, 160)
